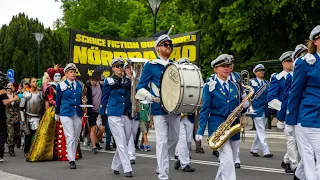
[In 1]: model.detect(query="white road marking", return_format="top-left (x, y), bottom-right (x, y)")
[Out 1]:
top-left (81, 148), bottom-right (288, 174)
top-left (0, 170), bottom-right (36, 180)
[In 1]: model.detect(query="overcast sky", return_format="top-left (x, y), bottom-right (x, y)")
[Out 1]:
top-left (0, 0), bottom-right (63, 28)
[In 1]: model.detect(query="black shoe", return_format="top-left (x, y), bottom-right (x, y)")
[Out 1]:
top-left (183, 165), bottom-right (195, 172)
top-left (114, 170), bottom-right (120, 175)
top-left (99, 139), bottom-right (104, 143)
top-left (285, 164), bottom-right (293, 173)
top-left (105, 145), bottom-right (114, 151)
top-left (112, 143), bottom-right (116, 148)
top-left (156, 172), bottom-right (159, 175)
top-left (69, 161), bottom-right (76, 169)
top-left (250, 151), bottom-right (260, 157)
top-left (212, 150), bottom-right (219, 157)
top-left (92, 148), bottom-right (98, 154)
top-left (235, 163), bottom-right (241, 168)
top-left (174, 155), bottom-right (178, 159)
top-left (293, 168), bottom-right (300, 180)
top-left (195, 147), bottom-right (204, 154)
top-left (96, 143), bottom-right (102, 150)
top-left (130, 159), bottom-right (135, 164)
top-left (174, 160), bottom-right (181, 170)
top-left (125, 172), bottom-right (133, 177)
top-left (281, 162), bottom-right (287, 169)
top-left (9, 150), bottom-right (15, 157)
top-left (263, 154), bottom-right (273, 158)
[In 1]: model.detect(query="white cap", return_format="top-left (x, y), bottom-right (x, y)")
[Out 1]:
top-left (253, 64), bottom-right (265, 73)
top-left (309, 25), bottom-right (320, 40)
top-left (279, 51), bottom-right (293, 62)
top-left (211, 54), bottom-right (232, 68)
top-left (177, 58), bottom-right (190, 64)
top-left (292, 44), bottom-right (308, 60)
top-left (154, 35), bottom-right (172, 50)
top-left (64, 63), bottom-right (77, 73)
top-left (111, 57), bottom-right (124, 66)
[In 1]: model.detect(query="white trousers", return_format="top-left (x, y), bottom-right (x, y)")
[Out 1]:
top-left (284, 125), bottom-right (299, 169)
top-left (295, 124), bottom-right (316, 180)
top-left (154, 114), bottom-right (180, 180)
top-left (250, 117), bottom-right (270, 155)
top-left (60, 114), bottom-right (82, 162)
top-left (128, 120), bottom-right (140, 160)
top-left (108, 115), bottom-right (132, 173)
top-left (302, 126), bottom-right (320, 179)
top-left (175, 117), bottom-right (194, 169)
top-left (216, 140), bottom-right (237, 180)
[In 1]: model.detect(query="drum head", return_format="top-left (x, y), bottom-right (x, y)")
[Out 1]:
top-left (161, 64), bottom-right (181, 112)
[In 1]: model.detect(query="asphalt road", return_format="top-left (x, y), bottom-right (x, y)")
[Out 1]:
top-left (0, 129), bottom-right (294, 180)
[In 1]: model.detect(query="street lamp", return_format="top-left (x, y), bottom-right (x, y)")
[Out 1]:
top-left (33, 33), bottom-right (44, 78)
top-left (147, 0), bottom-right (162, 34)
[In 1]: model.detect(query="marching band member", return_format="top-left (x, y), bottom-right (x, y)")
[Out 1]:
top-left (285, 44), bottom-right (311, 180)
top-left (136, 35), bottom-right (180, 180)
top-left (196, 54), bottom-right (246, 180)
top-left (249, 64), bottom-right (273, 158)
top-left (55, 63), bottom-right (84, 169)
top-left (267, 51), bottom-right (295, 173)
top-left (173, 58), bottom-right (195, 173)
top-left (286, 32), bottom-right (319, 179)
top-left (124, 61), bottom-right (140, 165)
top-left (99, 58), bottom-right (133, 177)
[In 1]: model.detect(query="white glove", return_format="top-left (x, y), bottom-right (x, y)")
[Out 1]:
top-left (55, 114), bottom-right (60, 121)
top-left (96, 117), bottom-right (102, 126)
top-left (195, 134), bottom-right (203, 141)
top-left (145, 94), bottom-right (154, 103)
top-left (285, 124), bottom-right (294, 136)
top-left (277, 120), bottom-right (285, 130)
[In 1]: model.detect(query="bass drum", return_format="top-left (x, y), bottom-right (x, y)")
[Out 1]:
top-left (160, 63), bottom-right (203, 113)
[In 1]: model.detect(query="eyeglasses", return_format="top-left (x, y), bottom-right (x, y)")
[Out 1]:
top-left (113, 64), bottom-right (124, 69)
top-left (159, 43), bottom-right (173, 48)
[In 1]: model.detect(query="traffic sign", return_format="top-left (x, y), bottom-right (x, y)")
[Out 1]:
top-left (9, 78), bottom-right (14, 83)
top-left (7, 69), bottom-right (14, 78)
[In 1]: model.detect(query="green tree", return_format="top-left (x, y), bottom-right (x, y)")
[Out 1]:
top-left (0, 13), bottom-right (67, 82)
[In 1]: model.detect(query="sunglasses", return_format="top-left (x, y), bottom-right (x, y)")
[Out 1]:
top-left (113, 64), bottom-right (124, 69)
top-left (159, 43), bottom-right (173, 48)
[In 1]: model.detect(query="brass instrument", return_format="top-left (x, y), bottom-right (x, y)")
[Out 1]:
top-left (128, 58), bottom-right (148, 118)
top-left (81, 82), bottom-right (93, 118)
top-left (207, 71), bottom-right (255, 150)
top-left (240, 70), bottom-right (256, 115)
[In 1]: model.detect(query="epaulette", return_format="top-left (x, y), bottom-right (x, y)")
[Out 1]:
top-left (301, 53), bottom-right (316, 65)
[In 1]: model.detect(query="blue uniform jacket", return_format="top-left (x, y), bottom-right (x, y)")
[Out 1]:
top-left (55, 80), bottom-right (84, 117)
top-left (249, 78), bottom-right (269, 118)
top-left (137, 59), bottom-right (173, 115)
top-left (281, 73), bottom-right (292, 123)
top-left (267, 71), bottom-right (288, 121)
top-left (286, 54), bottom-right (320, 128)
top-left (197, 78), bottom-right (242, 141)
top-left (99, 75), bottom-right (132, 117)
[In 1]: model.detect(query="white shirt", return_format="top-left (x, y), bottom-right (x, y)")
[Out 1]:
top-left (216, 76), bottom-right (229, 90)
top-left (257, 78), bottom-right (264, 85)
top-left (67, 79), bottom-right (76, 90)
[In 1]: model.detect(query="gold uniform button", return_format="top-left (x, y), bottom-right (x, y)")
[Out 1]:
top-left (74, 99), bottom-right (76, 101)
top-left (227, 100), bottom-right (229, 103)
top-left (74, 93), bottom-right (76, 95)
top-left (122, 103), bottom-right (125, 105)
top-left (122, 96), bottom-right (124, 98)
top-left (74, 106), bottom-right (76, 108)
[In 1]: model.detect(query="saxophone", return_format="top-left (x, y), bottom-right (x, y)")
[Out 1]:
top-left (207, 80), bottom-right (254, 150)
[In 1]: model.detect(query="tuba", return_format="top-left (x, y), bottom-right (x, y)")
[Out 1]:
top-left (207, 70), bottom-right (255, 150)
top-left (127, 58), bottom-right (148, 118)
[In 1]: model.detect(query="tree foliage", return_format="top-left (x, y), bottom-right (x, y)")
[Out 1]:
top-left (0, 13), bottom-right (67, 82)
